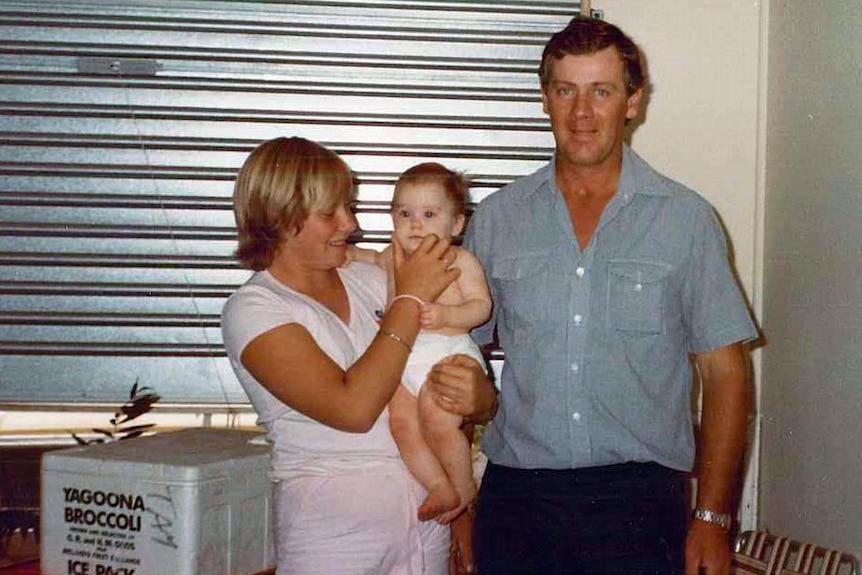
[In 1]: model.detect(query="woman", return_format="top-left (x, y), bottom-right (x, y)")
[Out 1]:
top-left (221, 136), bottom-right (493, 575)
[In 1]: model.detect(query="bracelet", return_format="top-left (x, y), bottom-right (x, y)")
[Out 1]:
top-left (378, 328), bottom-right (412, 352)
top-left (389, 294), bottom-right (425, 309)
top-left (692, 508), bottom-right (731, 530)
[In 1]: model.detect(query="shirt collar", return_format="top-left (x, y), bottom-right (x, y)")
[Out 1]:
top-left (528, 145), bottom-right (673, 202)
top-left (618, 145), bottom-right (673, 200)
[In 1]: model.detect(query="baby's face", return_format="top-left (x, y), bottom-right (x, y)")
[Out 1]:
top-left (391, 182), bottom-right (465, 254)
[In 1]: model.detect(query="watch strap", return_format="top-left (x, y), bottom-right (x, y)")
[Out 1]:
top-left (692, 508), bottom-right (731, 530)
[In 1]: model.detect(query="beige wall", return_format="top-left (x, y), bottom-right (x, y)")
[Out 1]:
top-left (761, 0), bottom-right (862, 555)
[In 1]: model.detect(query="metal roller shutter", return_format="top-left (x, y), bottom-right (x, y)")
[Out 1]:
top-left (0, 0), bottom-right (590, 406)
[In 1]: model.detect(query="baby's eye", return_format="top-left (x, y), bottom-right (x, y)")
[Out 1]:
top-left (424, 210), bottom-right (437, 218)
top-left (395, 209), bottom-right (410, 218)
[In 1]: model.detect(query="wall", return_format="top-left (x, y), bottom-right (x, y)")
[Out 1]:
top-left (761, 0), bottom-right (862, 555)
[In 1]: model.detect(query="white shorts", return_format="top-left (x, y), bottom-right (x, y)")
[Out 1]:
top-left (273, 461), bottom-right (449, 575)
top-left (402, 333), bottom-right (485, 396)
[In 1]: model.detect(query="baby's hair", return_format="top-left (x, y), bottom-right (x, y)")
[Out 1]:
top-left (395, 162), bottom-right (469, 215)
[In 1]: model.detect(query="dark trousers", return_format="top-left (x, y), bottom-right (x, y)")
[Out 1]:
top-left (474, 461), bottom-right (688, 575)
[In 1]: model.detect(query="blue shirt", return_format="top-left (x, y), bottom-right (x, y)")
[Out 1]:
top-left (465, 146), bottom-right (758, 471)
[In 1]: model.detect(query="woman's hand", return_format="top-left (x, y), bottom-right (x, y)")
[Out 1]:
top-left (392, 235), bottom-right (460, 304)
top-left (425, 354), bottom-right (498, 425)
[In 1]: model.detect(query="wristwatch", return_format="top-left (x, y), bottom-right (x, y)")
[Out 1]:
top-left (692, 508), bottom-right (731, 530)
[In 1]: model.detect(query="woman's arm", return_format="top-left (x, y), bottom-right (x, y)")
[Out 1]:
top-left (239, 235), bottom-right (459, 433)
top-left (449, 483), bottom-right (476, 574)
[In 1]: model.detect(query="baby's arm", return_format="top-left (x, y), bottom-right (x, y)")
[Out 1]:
top-left (421, 248), bottom-right (491, 330)
top-left (346, 245), bottom-right (391, 269)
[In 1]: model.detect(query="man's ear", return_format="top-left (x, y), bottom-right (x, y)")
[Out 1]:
top-left (626, 88), bottom-right (644, 121)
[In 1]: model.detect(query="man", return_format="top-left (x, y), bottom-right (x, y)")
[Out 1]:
top-left (463, 16), bottom-right (758, 575)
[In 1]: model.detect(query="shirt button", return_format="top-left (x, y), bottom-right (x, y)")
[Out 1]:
top-left (570, 363), bottom-right (579, 373)
top-left (576, 267), bottom-right (585, 277)
top-left (573, 314), bottom-right (582, 325)
top-left (572, 412), bottom-right (581, 422)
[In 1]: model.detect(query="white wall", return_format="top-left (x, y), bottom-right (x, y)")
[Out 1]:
top-left (761, 0), bottom-right (862, 555)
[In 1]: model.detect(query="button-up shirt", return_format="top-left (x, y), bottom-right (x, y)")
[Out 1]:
top-left (465, 146), bottom-right (758, 471)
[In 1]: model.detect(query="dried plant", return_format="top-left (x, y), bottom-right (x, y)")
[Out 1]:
top-left (72, 380), bottom-right (161, 445)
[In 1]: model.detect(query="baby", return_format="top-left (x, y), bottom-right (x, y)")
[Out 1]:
top-left (351, 162), bottom-right (491, 524)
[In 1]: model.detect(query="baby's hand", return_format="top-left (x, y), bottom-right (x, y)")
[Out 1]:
top-left (420, 303), bottom-right (448, 330)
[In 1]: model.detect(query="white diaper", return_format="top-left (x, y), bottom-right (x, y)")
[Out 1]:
top-left (401, 333), bottom-right (486, 396)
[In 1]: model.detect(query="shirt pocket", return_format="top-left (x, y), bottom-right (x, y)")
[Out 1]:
top-left (487, 254), bottom-right (554, 325)
top-left (607, 260), bottom-right (672, 334)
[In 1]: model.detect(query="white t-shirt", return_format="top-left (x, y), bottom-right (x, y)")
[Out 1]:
top-left (221, 262), bottom-right (400, 479)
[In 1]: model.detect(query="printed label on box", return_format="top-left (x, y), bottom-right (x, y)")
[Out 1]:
top-left (54, 484), bottom-right (186, 575)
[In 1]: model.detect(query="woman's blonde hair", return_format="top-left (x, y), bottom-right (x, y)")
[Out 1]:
top-left (232, 136), bottom-right (354, 270)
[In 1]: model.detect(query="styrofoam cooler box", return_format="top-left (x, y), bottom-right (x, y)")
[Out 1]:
top-left (40, 428), bottom-right (275, 575)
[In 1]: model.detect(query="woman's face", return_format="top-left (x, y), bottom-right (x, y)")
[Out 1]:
top-left (275, 201), bottom-right (357, 271)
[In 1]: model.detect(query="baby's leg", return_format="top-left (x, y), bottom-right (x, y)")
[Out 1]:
top-left (388, 384), bottom-right (459, 521)
top-left (418, 385), bottom-right (476, 525)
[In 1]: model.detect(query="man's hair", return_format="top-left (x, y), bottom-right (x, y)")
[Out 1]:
top-left (232, 136), bottom-right (354, 271)
top-left (394, 162), bottom-right (469, 216)
top-left (539, 16), bottom-right (645, 96)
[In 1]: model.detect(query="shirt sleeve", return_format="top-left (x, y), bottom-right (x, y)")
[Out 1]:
top-left (464, 205), bottom-right (498, 346)
top-left (221, 282), bottom-right (296, 363)
top-left (683, 205), bottom-right (759, 353)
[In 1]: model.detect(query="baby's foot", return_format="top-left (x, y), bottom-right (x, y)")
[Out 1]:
top-left (417, 484), bottom-right (460, 522)
top-left (435, 482), bottom-right (477, 525)
top-left (434, 500), bottom-right (467, 525)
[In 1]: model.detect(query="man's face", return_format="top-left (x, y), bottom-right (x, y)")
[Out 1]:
top-left (542, 47), bottom-right (642, 172)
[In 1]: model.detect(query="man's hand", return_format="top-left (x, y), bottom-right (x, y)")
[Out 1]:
top-left (685, 520), bottom-right (732, 575)
top-left (425, 354), bottom-right (497, 424)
